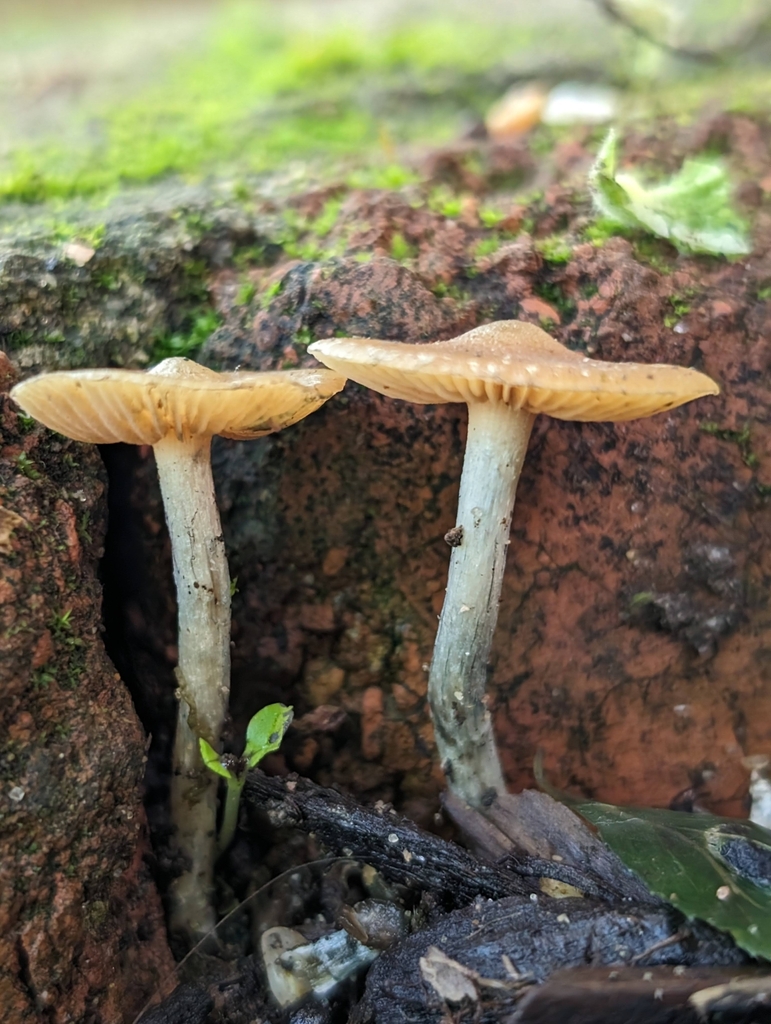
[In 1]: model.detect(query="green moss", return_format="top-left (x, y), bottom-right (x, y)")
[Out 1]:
top-left (44, 220), bottom-right (107, 248)
top-left (50, 608), bottom-right (75, 635)
top-left (0, 10), bottom-right (531, 204)
top-left (664, 289), bottom-right (696, 327)
top-left (311, 198), bottom-right (343, 237)
top-left (533, 280), bottom-right (575, 318)
top-left (233, 243), bottom-right (268, 270)
top-left (16, 412), bottom-right (36, 433)
top-left (700, 421), bottom-right (759, 468)
top-left (480, 206), bottom-right (505, 228)
top-left (236, 281), bottom-right (257, 305)
top-left (347, 164), bottom-right (420, 190)
top-left (294, 326), bottom-right (314, 349)
top-left (390, 232), bottom-right (416, 262)
top-left (535, 235), bottom-right (573, 264)
top-left (37, 608), bottom-right (87, 691)
top-left (151, 309), bottom-right (222, 363)
top-left (427, 186), bottom-right (463, 218)
top-left (78, 512), bottom-right (92, 545)
top-left (32, 669), bottom-right (56, 691)
top-left (631, 237), bottom-right (676, 274)
top-left (584, 218), bottom-right (621, 245)
top-left (14, 453), bottom-right (40, 480)
top-left (473, 235), bottom-right (503, 258)
top-left (432, 281), bottom-right (468, 300)
top-left (92, 269), bottom-right (121, 292)
top-left (260, 279), bottom-right (284, 308)
top-left (277, 202), bottom-right (349, 262)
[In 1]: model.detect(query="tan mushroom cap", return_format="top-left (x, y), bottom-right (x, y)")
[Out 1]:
top-left (308, 320), bottom-right (719, 422)
top-left (10, 358), bottom-right (346, 445)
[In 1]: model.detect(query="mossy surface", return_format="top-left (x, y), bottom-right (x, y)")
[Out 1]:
top-left (0, 5), bottom-right (554, 204)
top-left (3, 0), bottom-right (771, 216)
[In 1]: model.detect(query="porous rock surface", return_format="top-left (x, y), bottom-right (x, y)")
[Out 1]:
top-left (5, 116), bottom-right (771, 834)
top-left (0, 360), bottom-right (173, 1024)
top-left (205, 237), bottom-right (771, 823)
top-left (203, 119), bottom-right (771, 823)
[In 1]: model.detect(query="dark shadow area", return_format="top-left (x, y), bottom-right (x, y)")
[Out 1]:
top-left (98, 442), bottom-right (179, 886)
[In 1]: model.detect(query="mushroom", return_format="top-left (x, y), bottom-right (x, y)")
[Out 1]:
top-left (308, 321), bottom-right (718, 807)
top-left (10, 357), bottom-right (345, 937)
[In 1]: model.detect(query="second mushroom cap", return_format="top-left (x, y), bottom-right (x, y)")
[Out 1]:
top-left (308, 320), bottom-right (719, 421)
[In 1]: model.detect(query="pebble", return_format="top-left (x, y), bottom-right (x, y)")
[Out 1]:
top-left (485, 83), bottom-right (547, 140)
top-left (542, 82), bottom-right (618, 125)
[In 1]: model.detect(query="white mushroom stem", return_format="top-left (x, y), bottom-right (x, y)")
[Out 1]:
top-left (428, 399), bottom-right (535, 807)
top-left (153, 431), bottom-right (231, 939)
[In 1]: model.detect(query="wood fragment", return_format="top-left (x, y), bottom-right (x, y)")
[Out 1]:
top-left (517, 966), bottom-right (771, 1024)
top-left (354, 900), bottom-right (748, 1024)
top-left (137, 984), bottom-right (213, 1024)
top-left (244, 770), bottom-right (533, 906)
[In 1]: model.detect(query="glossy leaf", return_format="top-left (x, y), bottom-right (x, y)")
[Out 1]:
top-left (571, 800), bottom-right (771, 959)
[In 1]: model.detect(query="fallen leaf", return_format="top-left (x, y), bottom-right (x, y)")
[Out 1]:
top-left (589, 130), bottom-right (750, 256)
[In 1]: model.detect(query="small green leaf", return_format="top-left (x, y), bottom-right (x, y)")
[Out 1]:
top-left (568, 798), bottom-right (771, 959)
top-left (589, 129), bottom-right (750, 257)
top-left (199, 737), bottom-right (233, 780)
top-left (244, 703), bottom-right (293, 769)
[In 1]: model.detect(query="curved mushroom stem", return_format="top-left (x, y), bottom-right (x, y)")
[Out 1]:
top-left (428, 400), bottom-right (535, 808)
top-left (153, 432), bottom-right (231, 939)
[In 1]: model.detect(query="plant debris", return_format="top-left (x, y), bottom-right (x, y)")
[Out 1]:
top-left (590, 130), bottom-right (751, 256)
top-left (555, 795), bottom-right (771, 959)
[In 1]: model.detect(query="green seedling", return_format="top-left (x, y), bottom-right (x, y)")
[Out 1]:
top-left (590, 129), bottom-right (750, 257)
top-left (200, 703), bottom-right (293, 853)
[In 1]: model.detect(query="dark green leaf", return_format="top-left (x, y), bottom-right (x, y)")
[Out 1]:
top-left (571, 800), bottom-right (771, 959)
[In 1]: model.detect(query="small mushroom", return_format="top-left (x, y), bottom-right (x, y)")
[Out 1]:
top-left (309, 321), bottom-right (718, 807)
top-left (11, 358), bottom-right (345, 937)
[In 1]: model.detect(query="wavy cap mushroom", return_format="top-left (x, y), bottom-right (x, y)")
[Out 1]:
top-left (309, 321), bottom-right (718, 807)
top-left (11, 357), bottom-right (345, 938)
